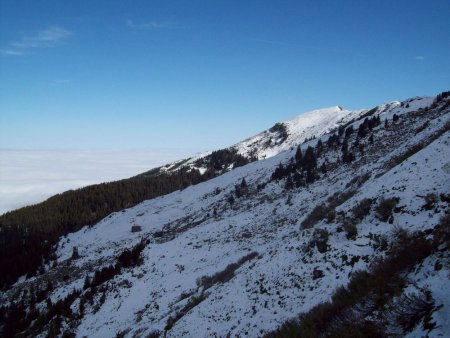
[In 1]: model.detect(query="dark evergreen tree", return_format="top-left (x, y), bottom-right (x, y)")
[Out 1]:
top-left (205, 148), bottom-right (251, 171)
top-left (295, 145), bottom-right (303, 164)
top-left (240, 178), bottom-right (247, 188)
top-left (83, 275), bottom-right (91, 290)
top-left (327, 133), bottom-right (340, 149)
top-left (344, 125), bottom-right (354, 138)
top-left (341, 139), bottom-right (348, 154)
top-left (343, 151), bottom-right (355, 163)
top-left (118, 241), bottom-right (146, 268)
top-left (286, 163), bottom-right (296, 175)
top-left (305, 169), bottom-right (316, 184)
top-left (91, 265), bottom-right (120, 288)
top-left (71, 247), bottom-right (80, 260)
top-left (358, 120), bottom-right (367, 138)
top-left (359, 144), bottom-right (365, 155)
top-left (227, 195), bottom-right (235, 206)
top-left (316, 139), bottom-right (323, 156)
top-left (293, 172), bottom-right (303, 188)
top-left (271, 163), bottom-right (286, 181)
top-left (302, 146), bottom-right (317, 171)
top-left (46, 281), bottom-right (53, 293)
top-left (435, 91), bottom-right (450, 102)
top-left (375, 115), bottom-right (381, 125)
top-left (285, 175), bottom-right (294, 190)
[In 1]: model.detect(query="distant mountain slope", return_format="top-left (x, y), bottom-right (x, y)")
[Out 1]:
top-left (1, 91), bottom-right (448, 338)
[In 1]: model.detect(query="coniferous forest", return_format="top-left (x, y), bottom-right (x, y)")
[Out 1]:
top-left (0, 168), bottom-right (200, 289)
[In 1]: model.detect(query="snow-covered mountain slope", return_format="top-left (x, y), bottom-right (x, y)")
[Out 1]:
top-left (161, 106), bottom-right (360, 173)
top-left (233, 106), bottom-right (362, 160)
top-left (1, 93), bottom-right (449, 338)
top-left (159, 96), bottom-right (434, 175)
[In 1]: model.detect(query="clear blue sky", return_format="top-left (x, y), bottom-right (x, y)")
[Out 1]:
top-left (1, 0), bottom-right (449, 150)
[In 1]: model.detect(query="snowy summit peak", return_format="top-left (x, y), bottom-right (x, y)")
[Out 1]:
top-left (230, 105), bottom-right (362, 160)
top-left (285, 105), bottom-right (348, 128)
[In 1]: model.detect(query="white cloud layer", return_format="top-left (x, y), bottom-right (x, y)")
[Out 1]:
top-left (1, 26), bottom-right (71, 56)
top-left (0, 149), bottom-right (198, 215)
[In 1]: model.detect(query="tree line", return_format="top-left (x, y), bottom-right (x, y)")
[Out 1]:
top-left (0, 167), bottom-right (205, 289)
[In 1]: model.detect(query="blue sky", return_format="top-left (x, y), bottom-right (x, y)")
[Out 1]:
top-left (1, 0), bottom-right (449, 150)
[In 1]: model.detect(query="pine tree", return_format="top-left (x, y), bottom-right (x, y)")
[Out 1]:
top-left (293, 171), bottom-right (303, 188)
top-left (344, 126), bottom-right (354, 138)
top-left (71, 247), bottom-right (80, 260)
top-left (316, 139), bottom-right (323, 156)
top-left (83, 275), bottom-right (91, 290)
top-left (358, 122), bottom-right (367, 138)
top-left (341, 139), bottom-right (348, 154)
top-left (375, 115), bottom-right (381, 125)
top-left (240, 178), bottom-right (247, 188)
top-left (79, 298), bottom-right (85, 317)
top-left (327, 133), bottom-right (340, 149)
top-left (359, 144), bottom-right (365, 155)
top-left (306, 169), bottom-right (315, 184)
top-left (227, 195), bottom-right (235, 206)
top-left (295, 145), bottom-right (302, 164)
top-left (343, 151), bottom-right (355, 163)
top-left (285, 175), bottom-right (294, 190)
top-left (46, 281), bottom-right (53, 293)
top-left (271, 163), bottom-right (286, 181)
top-left (303, 146), bottom-right (317, 171)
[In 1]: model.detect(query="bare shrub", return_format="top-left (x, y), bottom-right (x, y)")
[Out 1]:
top-left (376, 197), bottom-right (399, 222)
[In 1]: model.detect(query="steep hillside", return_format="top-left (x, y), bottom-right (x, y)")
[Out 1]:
top-left (1, 92), bottom-right (449, 338)
top-left (0, 102), bottom-right (372, 289)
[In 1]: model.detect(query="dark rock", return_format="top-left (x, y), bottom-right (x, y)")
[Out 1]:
top-left (131, 225), bottom-right (142, 233)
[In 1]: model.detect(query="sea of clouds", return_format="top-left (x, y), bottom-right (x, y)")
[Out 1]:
top-left (0, 149), bottom-right (199, 215)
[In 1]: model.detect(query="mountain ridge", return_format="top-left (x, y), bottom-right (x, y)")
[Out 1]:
top-left (162, 96), bottom-right (434, 173)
